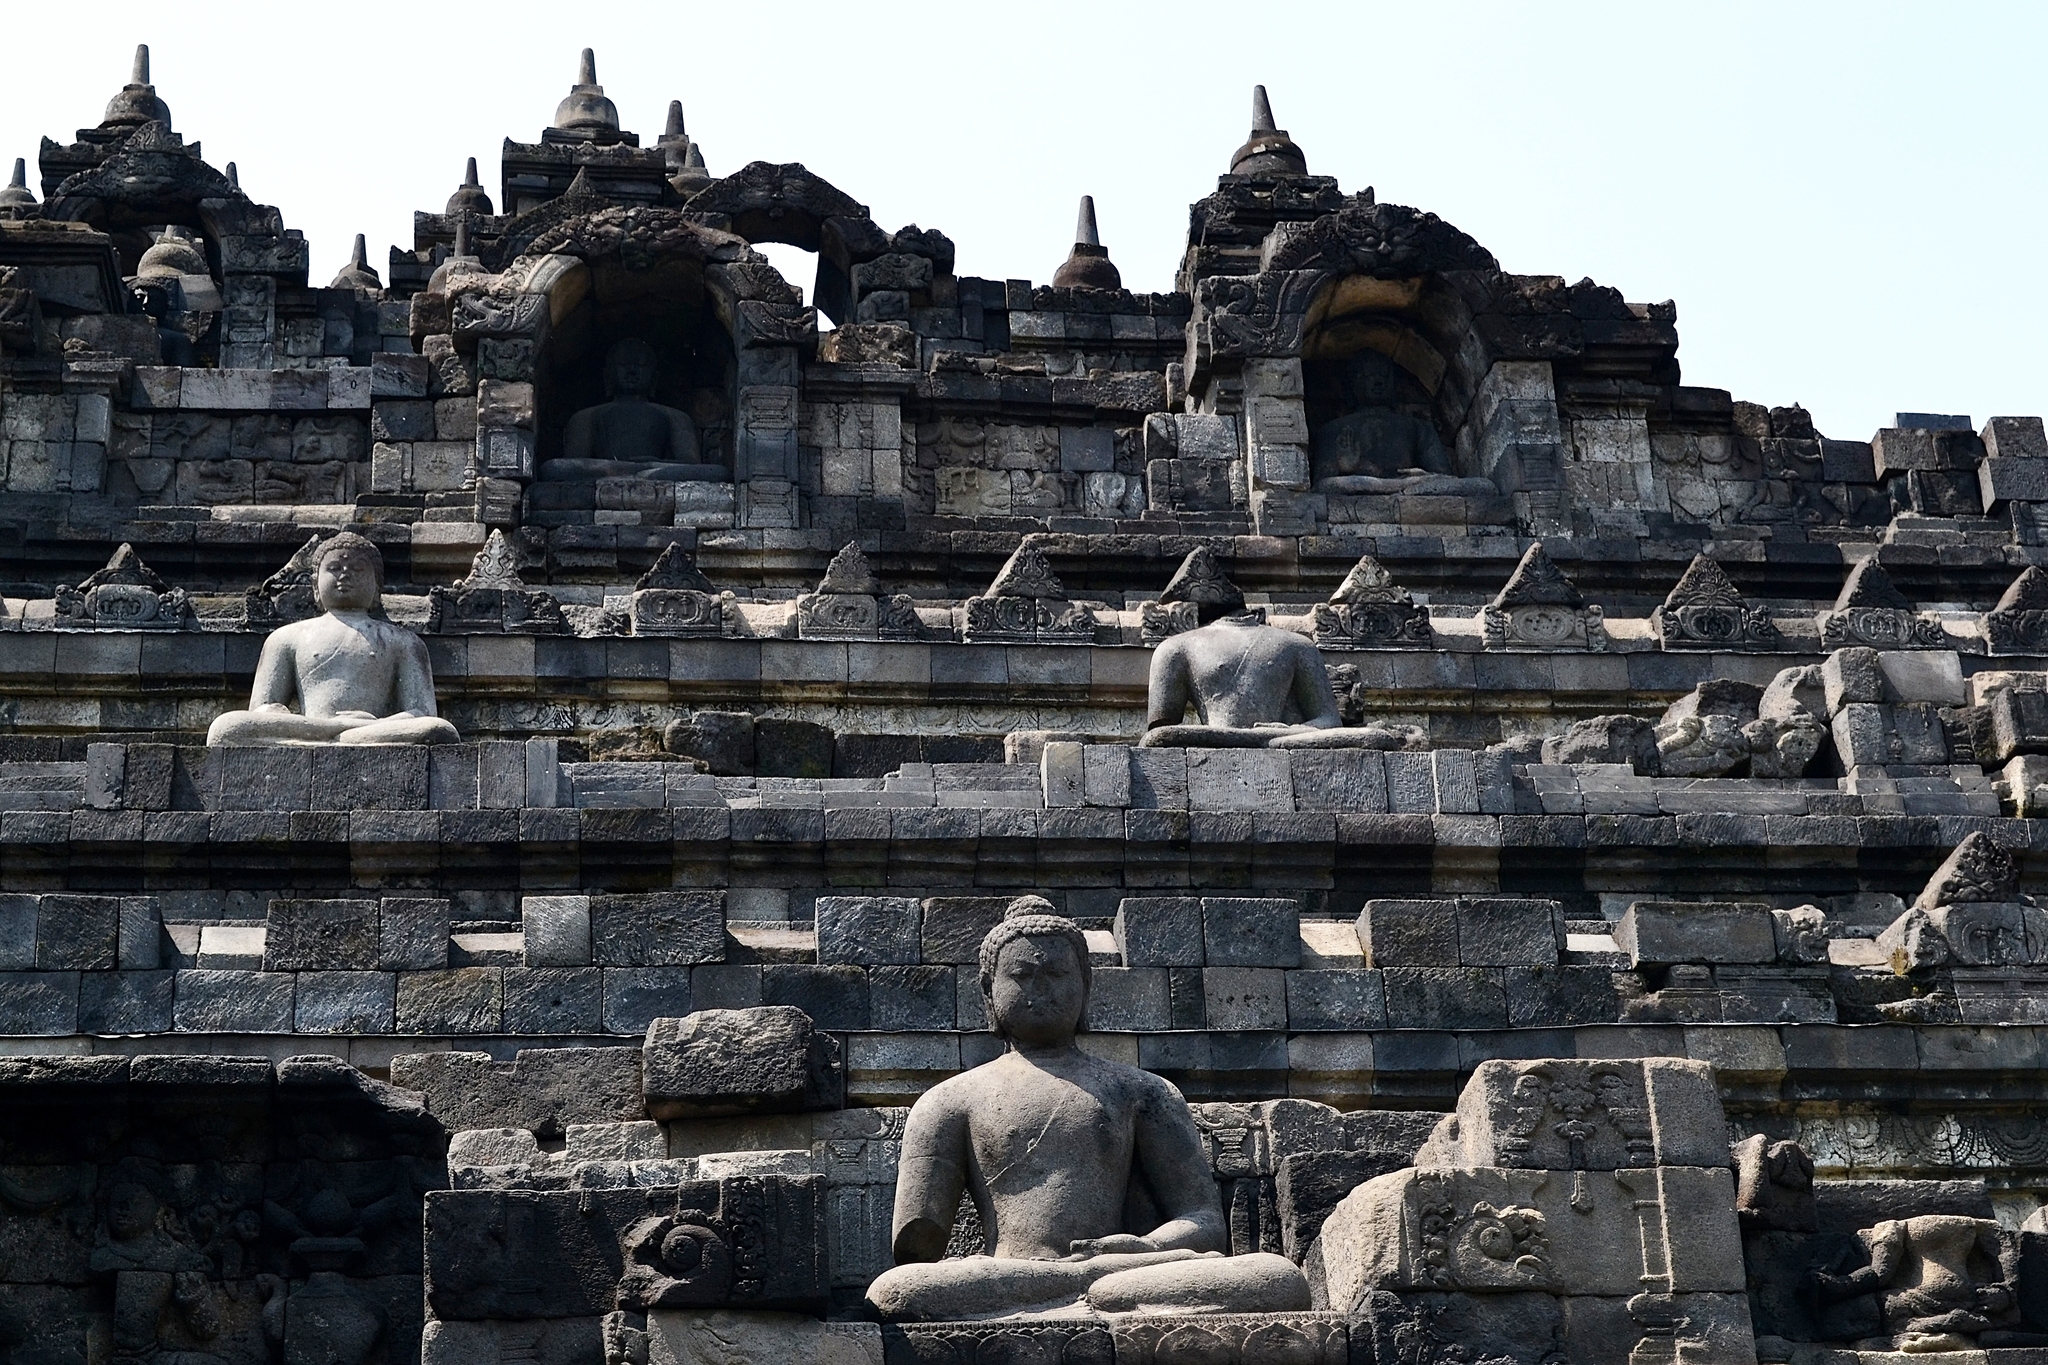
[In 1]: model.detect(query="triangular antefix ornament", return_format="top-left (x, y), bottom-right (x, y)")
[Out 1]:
top-left (1482, 542), bottom-right (1603, 650)
top-left (985, 538), bottom-right (1067, 600)
top-left (816, 543), bottom-right (880, 596)
top-left (637, 542), bottom-right (716, 594)
top-left (1311, 552), bottom-right (1429, 648)
top-left (1653, 553), bottom-right (1776, 649)
top-left (1491, 543), bottom-right (1585, 609)
top-left (1157, 546), bottom-right (1245, 611)
top-left (1913, 830), bottom-right (2019, 910)
top-left (461, 529), bottom-right (527, 589)
top-left (1819, 555), bottom-right (1943, 648)
top-left (1984, 565), bottom-right (2048, 654)
top-left (244, 533), bottom-right (327, 626)
top-left (78, 542), bottom-right (172, 592)
top-left (1835, 557), bottom-right (1914, 612)
top-left (1328, 553), bottom-right (1414, 606)
top-left (1661, 554), bottom-right (1744, 611)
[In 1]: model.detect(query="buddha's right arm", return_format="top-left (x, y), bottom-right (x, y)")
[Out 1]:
top-left (668, 409), bottom-right (700, 462)
top-left (247, 635), bottom-right (297, 710)
top-left (892, 1096), bottom-right (970, 1263)
top-left (563, 410), bottom-right (594, 462)
top-left (1145, 645), bottom-right (1191, 731)
top-left (890, 1153), bottom-right (967, 1264)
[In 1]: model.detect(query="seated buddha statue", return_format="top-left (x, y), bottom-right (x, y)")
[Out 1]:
top-left (865, 898), bottom-right (1309, 1321)
top-left (206, 533), bottom-right (458, 746)
top-left (1310, 359), bottom-right (1500, 501)
top-left (540, 338), bottom-right (727, 482)
top-left (1140, 549), bottom-right (1424, 750)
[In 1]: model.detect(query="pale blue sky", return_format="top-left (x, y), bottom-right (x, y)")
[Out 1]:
top-left (3, 1), bottom-right (2039, 442)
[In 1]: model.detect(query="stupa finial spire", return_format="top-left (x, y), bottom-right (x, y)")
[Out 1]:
top-left (1251, 84), bottom-right (1275, 132)
top-left (1052, 194), bottom-right (1120, 291)
top-left (1229, 83), bottom-right (1307, 177)
top-left (0, 158), bottom-right (35, 209)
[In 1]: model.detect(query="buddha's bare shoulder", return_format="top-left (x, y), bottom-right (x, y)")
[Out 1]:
top-left (1151, 631), bottom-right (1195, 662)
top-left (360, 615), bottom-right (428, 650)
top-left (1063, 1049), bottom-right (1187, 1108)
top-left (912, 1062), bottom-right (1001, 1113)
top-left (1265, 623), bottom-right (1319, 652)
top-left (262, 616), bottom-right (324, 647)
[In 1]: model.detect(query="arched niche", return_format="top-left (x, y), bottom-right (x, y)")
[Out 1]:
top-left (531, 253), bottom-right (740, 475)
top-left (489, 203), bottom-right (814, 503)
top-left (684, 162), bottom-right (888, 326)
top-left (1298, 273), bottom-right (1490, 483)
top-left (39, 128), bottom-right (243, 279)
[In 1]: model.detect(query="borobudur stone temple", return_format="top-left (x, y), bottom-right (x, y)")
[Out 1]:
top-left (3, 44), bottom-right (2048, 1365)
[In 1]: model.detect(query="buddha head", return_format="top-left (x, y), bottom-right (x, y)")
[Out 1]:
top-left (602, 338), bottom-right (660, 402)
top-left (313, 532), bottom-right (385, 613)
top-left (1339, 352), bottom-right (1405, 411)
top-left (104, 1180), bottom-right (161, 1241)
top-left (978, 896), bottom-right (1091, 1046)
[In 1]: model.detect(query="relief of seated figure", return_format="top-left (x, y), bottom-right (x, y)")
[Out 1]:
top-left (1810, 1215), bottom-right (2026, 1353)
top-left (1141, 550), bottom-right (1424, 750)
top-left (206, 533), bottom-right (459, 746)
top-left (539, 337), bottom-right (727, 483)
top-left (1309, 354), bottom-right (1500, 500)
top-left (866, 898), bottom-right (1309, 1321)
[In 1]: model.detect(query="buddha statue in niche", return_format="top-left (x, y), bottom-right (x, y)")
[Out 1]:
top-left (1310, 352), bottom-right (1500, 500)
top-left (206, 533), bottom-right (458, 746)
top-left (866, 898), bottom-right (1309, 1321)
top-left (541, 337), bottom-right (725, 482)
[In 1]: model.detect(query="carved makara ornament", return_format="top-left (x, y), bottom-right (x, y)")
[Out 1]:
top-left (879, 594), bottom-right (922, 640)
top-left (1311, 553), bottom-right (1431, 648)
top-left (1481, 544), bottom-right (1605, 652)
top-left (1653, 553), bottom-right (1777, 650)
top-left (1817, 557), bottom-right (1946, 649)
top-left (1140, 601), bottom-right (1199, 647)
top-left (1036, 599), bottom-right (1096, 643)
top-left (617, 1212), bottom-right (734, 1310)
top-left (1191, 269), bottom-right (1323, 366)
top-left (55, 543), bottom-right (191, 631)
top-left (1414, 1173), bottom-right (1551, 1289)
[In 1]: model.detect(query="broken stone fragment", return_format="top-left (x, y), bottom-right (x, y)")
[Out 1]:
top-left (641, 1006), bottom-right (843, 1119)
